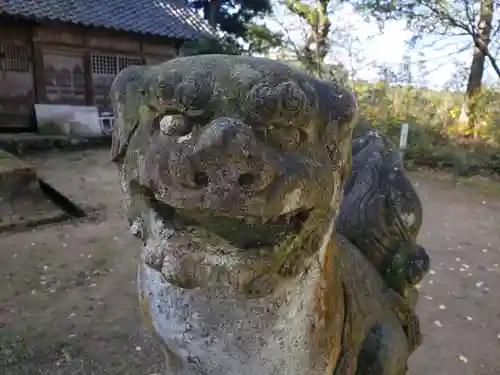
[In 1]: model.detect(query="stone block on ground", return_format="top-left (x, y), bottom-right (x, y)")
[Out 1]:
top-left (0, 149), bottom-right (84, 231)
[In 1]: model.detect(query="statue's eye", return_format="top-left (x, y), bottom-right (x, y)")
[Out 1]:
top-left (252, 125), bottom-right (308, 151)
top-left (159, 115), bottom-right (193, 136)
top-left (159, 115), bottom-right (209, 137)
top-left (279, 128), bottom-right (307, 148)
top-left (268, 127), bottom-right (308, 150)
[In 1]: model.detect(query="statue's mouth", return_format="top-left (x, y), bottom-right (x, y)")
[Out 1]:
top-left (149, 198), bottom-right (311, 250)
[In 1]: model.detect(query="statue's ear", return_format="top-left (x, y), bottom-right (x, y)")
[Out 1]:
top-left (110, 119), bottom-right (139, 163)
top-left (110, 137), bottom-right (123, 163)
top-left (109, 66), bottom-right (147, 163)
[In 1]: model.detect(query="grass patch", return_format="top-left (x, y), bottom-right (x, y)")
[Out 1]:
top-left (455, 175), bottom-right (500, 197)
top-left (0, 326), bottom-right (86, 374)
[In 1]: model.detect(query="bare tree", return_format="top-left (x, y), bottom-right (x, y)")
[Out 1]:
top-left (269, 0), bottom-right (373, 85)
top-left (278, 0), bottom-right (333, 77)
top-left (346, 0), bottom-right (500, 137)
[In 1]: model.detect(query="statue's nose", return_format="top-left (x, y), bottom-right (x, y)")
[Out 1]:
top-left (177, 117), bottom-right (276, 192)
top-left (193, 117), bottom-right (255, 156)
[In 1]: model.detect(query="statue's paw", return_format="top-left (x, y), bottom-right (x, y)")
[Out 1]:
top-left (403, 313), bottom-right (422, 353)
top-left (130, 217), bottom-right (144, 239)
top-left (332, 349), bottom-right (357, 375)
top-left (356, 322), bottom-right (410, 375)
top-left (141, 243), bottom-right (165, 272)
top-left (406, 244), bottom-right (430, 286)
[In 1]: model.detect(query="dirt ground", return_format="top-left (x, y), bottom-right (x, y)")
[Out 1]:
top-left (1, 149), bottom-right (499, 375)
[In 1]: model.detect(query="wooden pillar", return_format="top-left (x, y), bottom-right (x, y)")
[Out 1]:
top-left (81, 28), bottom-right (94, 105)
top-left (83, 51), bottom-right (94, 105)
top-left (30, 26), bottom-right (45, 103)
top-left (139, 36), bottom-right (147, 65)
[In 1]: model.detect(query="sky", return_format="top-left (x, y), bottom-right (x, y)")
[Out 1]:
top-left (264, 3), bottom-right (496, 90)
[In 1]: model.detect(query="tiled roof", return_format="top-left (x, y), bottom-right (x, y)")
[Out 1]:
top-left (0, 0), bottom-right (214, 40)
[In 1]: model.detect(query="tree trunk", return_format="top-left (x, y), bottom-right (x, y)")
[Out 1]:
top-left (203, 0), bottom-right (221, 29)
top-left (284, 0), bottom-right (331, 77)
top-left (464, 0), bottom-right (494, 138)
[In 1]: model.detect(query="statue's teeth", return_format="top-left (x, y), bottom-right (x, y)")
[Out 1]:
top-left (284, 213), bottom-right (292, 225)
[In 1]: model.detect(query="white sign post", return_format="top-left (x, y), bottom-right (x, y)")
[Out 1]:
top-left (399, 123), bottom-right (409, 160)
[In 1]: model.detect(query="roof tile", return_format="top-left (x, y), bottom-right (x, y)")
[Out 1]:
top-left (0, 0), bottom-right (214, 40)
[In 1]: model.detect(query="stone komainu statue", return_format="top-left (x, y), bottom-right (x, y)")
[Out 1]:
top-left (109, 54), bottom-right (429, 375)
top-left (336, 124), bottom-right (430, 302)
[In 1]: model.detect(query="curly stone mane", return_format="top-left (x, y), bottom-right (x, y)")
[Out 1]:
top-left (336, 125), bottom-right (430, 297)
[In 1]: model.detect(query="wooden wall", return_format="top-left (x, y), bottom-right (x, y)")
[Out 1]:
top-left (0, 21), bottom-right (35, 128)
top-left (0, 19), bottom-right (179, 129)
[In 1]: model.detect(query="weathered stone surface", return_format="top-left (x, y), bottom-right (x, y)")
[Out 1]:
top-left (0, 149), bottom-right (85, 231)
top-left (336, 125), bottom-right (430, 302)
top-left (0, 150), bottom-right (62, 230)
top-left (335, 125), bottom-right (430, 372)
top-left (110, 54), bottom-right (426, 375)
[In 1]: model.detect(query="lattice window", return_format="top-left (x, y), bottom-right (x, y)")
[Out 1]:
top-left (91, 54), bottom-right (118, 75)
top-left (91, 54), bottom-right (143, 75)
top-left (118, 56), bottom-right (142, 71)
top-left (0, 43), bottom-right (30, 72)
